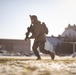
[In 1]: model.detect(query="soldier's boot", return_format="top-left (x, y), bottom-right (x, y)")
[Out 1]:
top-left (49, 51), bottom-right (55, 60)
top-left (36, 57), bottom-right (41, 60)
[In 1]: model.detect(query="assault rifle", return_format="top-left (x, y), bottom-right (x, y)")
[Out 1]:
top-left (25, 24), bottom-right (33, 41)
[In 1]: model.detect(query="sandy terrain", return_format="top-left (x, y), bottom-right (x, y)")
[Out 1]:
top-left (0, 56), bottom-right (76, 75)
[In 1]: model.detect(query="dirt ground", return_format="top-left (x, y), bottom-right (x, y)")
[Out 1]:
top-left (0, 56), bottom-right (76, 75)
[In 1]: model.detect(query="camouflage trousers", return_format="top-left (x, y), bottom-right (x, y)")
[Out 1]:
top-left (32, 41), bottom-right (50, 58)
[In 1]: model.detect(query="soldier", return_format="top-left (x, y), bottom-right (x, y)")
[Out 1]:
top-left (28, 15), bottom-right (55, 60)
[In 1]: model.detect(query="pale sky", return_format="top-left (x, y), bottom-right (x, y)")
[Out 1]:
top-left (0, 0), bottom-right (76, 39)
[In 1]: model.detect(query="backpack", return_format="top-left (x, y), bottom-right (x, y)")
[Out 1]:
top-left (42, 22), bottom-right (48, 34)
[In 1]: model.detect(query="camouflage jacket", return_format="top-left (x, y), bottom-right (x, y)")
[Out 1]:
top-left (30, 21), bottom-right (46, 42)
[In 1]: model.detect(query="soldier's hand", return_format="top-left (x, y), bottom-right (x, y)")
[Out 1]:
top-left (24, 37), bottom-right (30, 41)
top-left (27, 37), bottom-right (30, 40)
top-left (24, 38), bottom-right (27, 41)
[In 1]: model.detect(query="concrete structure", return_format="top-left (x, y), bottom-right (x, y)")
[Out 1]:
top-left (62, 24), bottom-right (76, 39)
top-left (0, 39), bottom-right (31, 53)
top-left (45, 24), bottom-right (76, 55)
top-left (45, 36), bottom-right (64, 51)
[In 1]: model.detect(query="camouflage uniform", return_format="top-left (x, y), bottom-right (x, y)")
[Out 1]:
top-left (30, 15), bottom-right (55, 60)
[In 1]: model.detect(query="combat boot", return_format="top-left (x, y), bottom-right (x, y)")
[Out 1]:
top-left (36, 57), bottom-right (41, 60)
top-left (49, 52), bottom-right (55, 60)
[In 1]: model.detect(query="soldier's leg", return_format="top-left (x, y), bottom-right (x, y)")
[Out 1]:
top-left (32, 41), bottom-right (41, 59)
top-left (39, 42), bottom-right (50, 54)
top-left (39, 42), bottom-right (55, 60)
